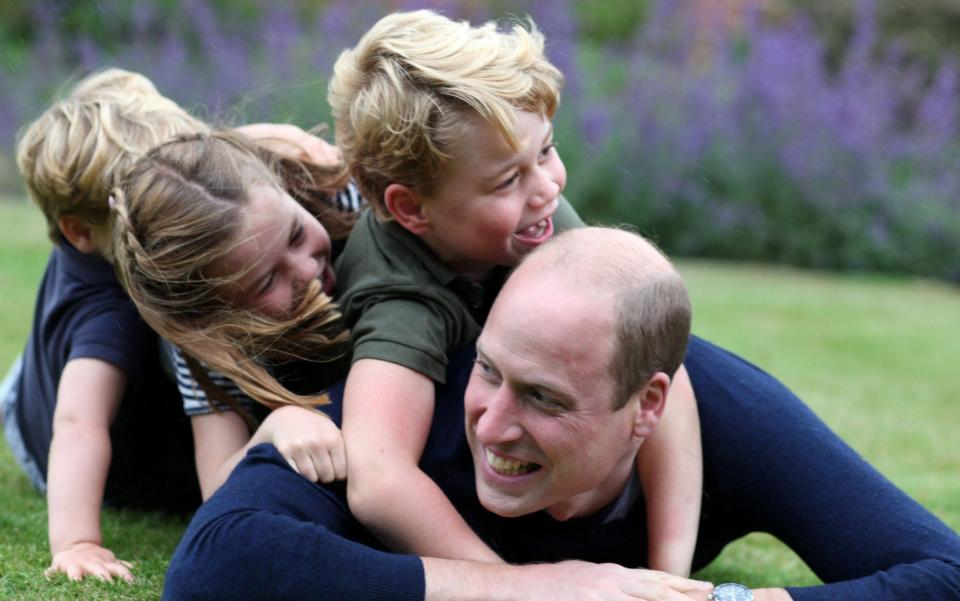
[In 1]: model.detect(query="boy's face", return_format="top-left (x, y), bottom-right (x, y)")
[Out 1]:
top-left (419, 110), bottom-right (567, 276)
top-left (210, 184), bottom-right (335, 318)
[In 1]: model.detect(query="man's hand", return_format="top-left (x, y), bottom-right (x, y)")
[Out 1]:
top-left (46, 541), bottom-right (133, 583)
top-left (424, 557), bottom-right (714, 600)
top-left (255, 405), bottom-right (347, 483)
top-left (520, 561), bottom-right (714, 601)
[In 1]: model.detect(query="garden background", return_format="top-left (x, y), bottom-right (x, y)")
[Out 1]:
top-left (0, 0), bottom-right (958, 599)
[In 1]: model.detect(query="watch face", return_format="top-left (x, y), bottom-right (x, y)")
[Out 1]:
top-left (711, 583), bottom-right (753, 601)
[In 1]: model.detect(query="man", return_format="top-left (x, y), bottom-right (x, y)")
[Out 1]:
top-left (163, 228), bottom-right (960, 601)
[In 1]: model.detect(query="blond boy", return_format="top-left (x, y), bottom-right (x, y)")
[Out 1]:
top-left (329, 11), bottom-right (703, 574)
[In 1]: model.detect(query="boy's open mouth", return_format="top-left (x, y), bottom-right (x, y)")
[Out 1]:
top-left (513, 216), bottom-right (553, 245)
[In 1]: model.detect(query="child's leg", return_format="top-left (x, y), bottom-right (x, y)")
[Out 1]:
top-left (1, 354), bottom-right (47, 492)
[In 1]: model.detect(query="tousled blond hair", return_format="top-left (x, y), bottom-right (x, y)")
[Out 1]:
top-left (16, 68), bottom-right (209, 247)
top-left (112, 131), bottom-right (352, 415)
top-left (328, 9), bottom-right (563, 217)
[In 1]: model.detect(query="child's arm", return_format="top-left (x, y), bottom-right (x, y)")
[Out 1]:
top-left (233, 123), bottom-right (341, 166)
top-left (192, 405), bottom-right (346, 500)
top-left (636, 364), bottom-right (702, 577)
top-left (343, 358), bottom-right (501, 562)
top-left (45, 358), bottom-right (132, 582)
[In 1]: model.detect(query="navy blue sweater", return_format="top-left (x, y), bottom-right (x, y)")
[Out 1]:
top-left (163, 337), bottom-right (960, 600)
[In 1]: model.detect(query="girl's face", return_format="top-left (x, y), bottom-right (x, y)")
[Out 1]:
top-left (209, 184), bottom-right (334, 318)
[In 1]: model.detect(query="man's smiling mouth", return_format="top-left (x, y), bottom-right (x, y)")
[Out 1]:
top-left (486, 449), bottom-right (541, 476)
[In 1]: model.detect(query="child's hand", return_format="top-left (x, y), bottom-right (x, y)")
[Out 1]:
top-left (235, 123), bottom-right (342, 167)
top-left (258, 405), bottom-right (347, 483)
top-left (46, 542), bottom-right (134, 583)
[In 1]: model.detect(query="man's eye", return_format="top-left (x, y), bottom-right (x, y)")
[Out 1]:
top-left (528, 389), bottom-right (562, 412)
top-left (475, 359), bottom-right (498, 378)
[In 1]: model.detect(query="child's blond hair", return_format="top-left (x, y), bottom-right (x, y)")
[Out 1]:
top-left (111, 131), bottom-right (351, 413)
top-left (15, 68), bottom-right (209, 249)
top-left (328, 9), bottom-right (563, 218)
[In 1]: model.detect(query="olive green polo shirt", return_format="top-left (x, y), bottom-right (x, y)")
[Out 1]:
top-left (334, 196), bottom-right (584, 383)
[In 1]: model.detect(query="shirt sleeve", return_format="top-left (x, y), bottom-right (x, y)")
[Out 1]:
top-left (348, 295), bottom-right (465, 383)
top-left (67, 302), bottom-right (154, 377)
top-left (553, 193), bottom-right (585, 231)
top-left (170, 345), bottom-right (256, 416)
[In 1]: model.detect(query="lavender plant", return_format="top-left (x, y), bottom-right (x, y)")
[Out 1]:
top-left (0, 0), bottom-right (956, 280)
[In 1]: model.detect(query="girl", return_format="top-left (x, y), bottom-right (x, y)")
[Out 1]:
top-left (111, 131), bottom-right (360, 498)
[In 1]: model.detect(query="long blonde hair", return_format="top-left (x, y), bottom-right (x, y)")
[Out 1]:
top-left (328, 9), bottom-right (563, 217)
top-left (112, 131), bottom-right (351, 412)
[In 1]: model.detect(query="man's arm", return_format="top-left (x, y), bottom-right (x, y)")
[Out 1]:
top-left (687, 337), bottom-right (960, 601)
top-left (46, 358), bottom-right (132, 582)
top-left (343, 358), bottom-right (501, 562)
top-left (164, 443), bottom-right (714, 601)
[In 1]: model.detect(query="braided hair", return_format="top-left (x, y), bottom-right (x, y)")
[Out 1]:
top-left (111, 131), bottom-right (351, 414)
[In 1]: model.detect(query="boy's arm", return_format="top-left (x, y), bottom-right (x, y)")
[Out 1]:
top-left (46, 358), bottom-right (132, 582)
top-left (637, 364), bottom-right (702, 577)
top-left (343, 358), bottom-right (501, 562)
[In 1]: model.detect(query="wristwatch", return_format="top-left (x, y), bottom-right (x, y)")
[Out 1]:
top-left (708, 582), bottom-right (753, 601)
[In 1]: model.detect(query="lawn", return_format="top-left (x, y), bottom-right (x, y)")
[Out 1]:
top-left (1, 199), bottom-right (958, 599)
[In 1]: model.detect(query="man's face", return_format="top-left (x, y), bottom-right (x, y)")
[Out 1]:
top-left (464, 271), bottom-right (643, 520)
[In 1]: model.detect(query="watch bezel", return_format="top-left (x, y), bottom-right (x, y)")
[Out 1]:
top-left (709, 582), bottom-right (753, 601)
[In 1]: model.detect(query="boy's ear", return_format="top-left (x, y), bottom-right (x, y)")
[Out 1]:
top-left (58, 214), bottom-right (99, 254)
top-left (630, 372), bottom-right (670, 440)
top-left (384, 183), bottom-right (431, 236)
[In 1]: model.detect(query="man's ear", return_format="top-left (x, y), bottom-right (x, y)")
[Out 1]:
top-left (58, 215), bottom-right (99, 254)
top-left (384, 183), bottom-right (431, 236)
top-left (630, 372), bottom-right (670, 440)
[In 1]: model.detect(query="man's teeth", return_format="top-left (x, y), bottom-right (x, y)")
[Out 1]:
top-left (518, 219), bottom-right (548, 238)
top-left (486, 449), bottom-right (539, 475)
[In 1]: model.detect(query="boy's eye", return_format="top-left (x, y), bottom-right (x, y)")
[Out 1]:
top-left (538, 143), bottom-right (556, 161)
top-left (496, 172), bottom-right (520, 190)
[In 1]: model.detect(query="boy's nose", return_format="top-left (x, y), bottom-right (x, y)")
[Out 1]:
top-left (527, 167), bottom-right (559, 209)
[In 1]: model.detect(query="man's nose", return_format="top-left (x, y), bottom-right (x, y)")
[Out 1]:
top-left (475, 387), bottom-right (524, 444)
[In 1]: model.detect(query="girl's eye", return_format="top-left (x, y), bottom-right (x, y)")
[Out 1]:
top-left (257, 272), bottom-right (276, 296)
top-left (290, 222), bottom-right (305, 247)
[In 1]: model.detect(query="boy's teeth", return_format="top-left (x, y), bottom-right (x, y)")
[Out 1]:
top-left (519, 219), bottom-right (547, 237)
top-left (486, 449), bottom-right (539, 475)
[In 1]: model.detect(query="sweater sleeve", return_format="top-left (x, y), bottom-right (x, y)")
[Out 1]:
top-left (686, 337), bottom-right (960, 601)
top-left (162, 444), bottom-right (425, 601)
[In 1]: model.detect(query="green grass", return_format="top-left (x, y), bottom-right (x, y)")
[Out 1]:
top-left (1, 199), bottom-right (958, 597)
